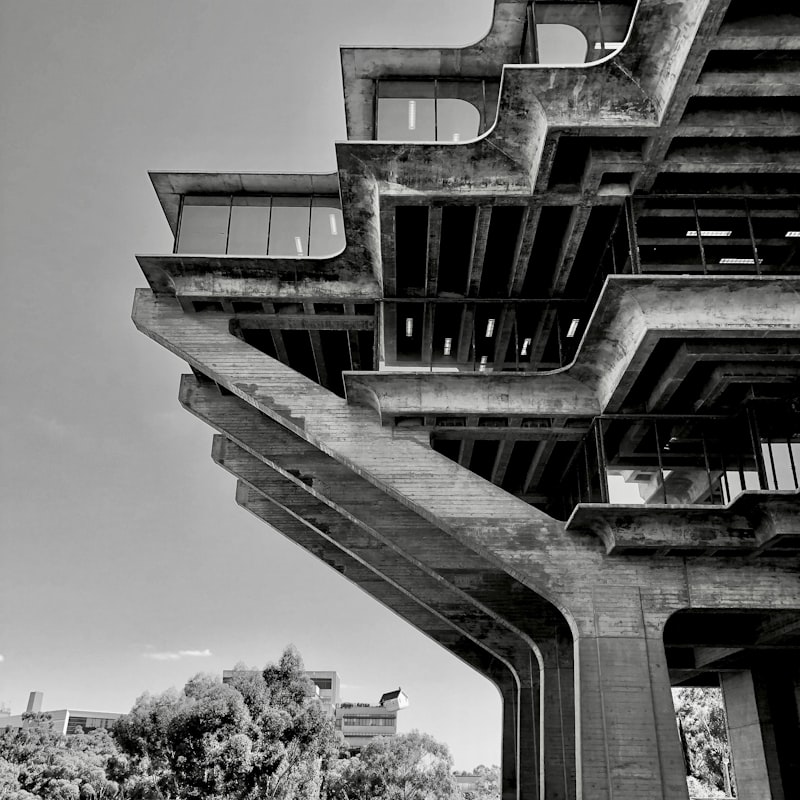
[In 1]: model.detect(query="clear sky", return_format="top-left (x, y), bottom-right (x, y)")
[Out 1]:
top-left (0, 0), bottom-right (579, 771)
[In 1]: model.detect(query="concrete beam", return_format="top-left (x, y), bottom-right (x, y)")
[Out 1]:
top-left (182, 378), bottom-right (571, 640)
top-left (426, 206), bottom-right (442, 297)
top-left (134, 288), bottom-right (800, 623)
top-left (647, 342), bottom-right (800, 412)
top-left (229, 474), bottom-right (528, 799)
top-left (468, 207), bottom-right (492, 296)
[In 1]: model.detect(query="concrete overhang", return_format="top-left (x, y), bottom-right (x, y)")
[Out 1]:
top-left (338, 0), bottom-right (713, 150)
top-left (343, 276), bottom-right (800, 419)
top-left (571, 275), bottom-right (800, 409)
top-left (339, 0), bottom-right (641, 137)
top-left (135, 254), bottom-right (380, 300)
top-left (149, 171), bottom-right (341, 235)
top-left (139, 1), bottom-right (800, 316)
top-left (566, 490), bottom-right (800, 555)
top-left (143, 170), bottom-right (383, 294)
top-left (344, 371), bottom-right (599, 420)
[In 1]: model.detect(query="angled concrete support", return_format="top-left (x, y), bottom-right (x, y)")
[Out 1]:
top-left (223, 445), bottom-right (547, 799)
top-left (133, 290), bottom-right (800, 800)
top-left (230, 472), bottom-right (526, 797)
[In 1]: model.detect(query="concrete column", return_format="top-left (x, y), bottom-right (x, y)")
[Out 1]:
top-left (496, 671), bottom-right (519, 800)
top-left (721, 670), bottom-right (774, 799)
top-left (577, 588), bottom-right (688, 800)
top-left (539, 636), bottom-right (576, 800)
top-left (518, 673), bottom-right (541, 800)
top-left (722, 663), bottom-right (800, 800)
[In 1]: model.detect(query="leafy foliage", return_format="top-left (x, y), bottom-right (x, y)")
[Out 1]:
top-left (457, 764), bottom-right (500, 800)
top-left (1, 647), bottom-right (340, 799)
top-left (326, 730), bottom-right (458, 800)
top-left (673, 687), bottom-right (734, 798)
top-left (0, 649), bottom-right (484, 800)
top-left (0, 714), bottom-right (124, 799)
top-left (113, 646), bottom-right (340, 800)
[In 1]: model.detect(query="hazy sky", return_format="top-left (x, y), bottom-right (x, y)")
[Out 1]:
top-left (0, 0), bottom-right (587, 770)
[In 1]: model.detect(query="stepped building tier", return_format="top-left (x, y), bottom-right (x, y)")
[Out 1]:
top-left (134, 2), bottom-right (800, 798)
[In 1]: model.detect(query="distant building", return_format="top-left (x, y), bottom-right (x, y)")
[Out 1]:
top-left (0, 691), bottom-right (121, 735)
top-left (222, 669), bottom-right (407, 750)
top-left (305, 670), bottom-right (340, 717)
top-left (453, 774), bottom-right (481, 795)
top-left (334, 689), bottom-right (407, 750)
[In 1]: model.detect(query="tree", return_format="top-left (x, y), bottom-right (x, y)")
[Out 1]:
top-left (460, 765), bottom-right (500, 800)
top-left (112, 645), bottom-right (339, 800)
top-left (326, 731), bottom-right (458, 800)
top-left (0, 715), bottom-right (125, 799)
top-left (673, 687), bottom-right (734, 798)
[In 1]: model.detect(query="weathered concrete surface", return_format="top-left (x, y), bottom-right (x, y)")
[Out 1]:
top-left (206, 421), bottom-right (565, 797)
top-left (343, 276), bottom-right (800, 419)
top-left (132, 3), bottom-right (800, 797)
top-left (225, 467), bottom-right (530, 800)
top-left (134, 287), bottom-right (799, 800)
top-left (344, 371), bottom-right (599, 419)
top-left (139, 4), bottom-right (792, 302)
top-left (133, 290), bottom-right (800, 623)
top-left (136, 254), bottom-right (381, 301)
top-left (720, 666), bottom-right (800, 800)
top-left (568, 492), bottom-right (800, 554)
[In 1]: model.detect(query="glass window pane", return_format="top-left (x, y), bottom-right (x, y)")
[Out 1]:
top-left (228, 197), bottom-right (270, 255)
top-left (537, 24), bottom-right (588, 64)
top-left (268, 197), bottom-right (311, 256)
top-left (436, 98), bottom-right (480, 142)
top-left (377, 98), bottom-right (435, 141)
top-left (310, 197), bottom-right (344, 256)
top-left (178, 196), bottom-right (230, 254)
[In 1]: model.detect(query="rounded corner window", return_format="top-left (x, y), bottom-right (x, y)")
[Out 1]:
top-left (176, 194), bottom-right (344, 258)
top-left (375, 82), bottom-right (484, 142)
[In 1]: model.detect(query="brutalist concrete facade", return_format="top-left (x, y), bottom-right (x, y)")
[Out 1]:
top-left (133, 2), bottom-right (800, 798)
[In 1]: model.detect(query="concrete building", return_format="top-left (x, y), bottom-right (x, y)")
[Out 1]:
top-left (0, 692), bottom-right (121, 735)
top-left (334, 689), bottom-right (408, 751)
top-left (335, 700), bottom-right (399, 750)
top-left (133, 2), bottom-right (800, 798)
top-left (305, 670), bottom-right (341, 718)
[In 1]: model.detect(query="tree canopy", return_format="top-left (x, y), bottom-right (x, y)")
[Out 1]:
top-left (459, 765), bottom-right (500, 800)
top-left (0, 714), bottom-right (125, 799)
top-left (673, 687), bottom-right (734, 798)
top-left (113, 646), bottom-right (340, 800)
top-left (326, 730), bottom-right (458, 800)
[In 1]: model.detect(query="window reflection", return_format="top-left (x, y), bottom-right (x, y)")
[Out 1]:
top-left (228, 196), bottom-right (270, 255)
top-left (178, 196), bottom-right (230, 254)
top-left (176, 195), bottom-right (343, 257)
top-left (310, 197), bottom-right (344, 256)
top-left (375, 80), bottom-right (486, 142)
top-left (269, 197), bottom-right (311, 256)
top-left (535, 24), bottom-right (589, 64)
top-left (436, 98), bottom-right (480, 143)
top-left (377, 98), bottom-right (436, 141)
